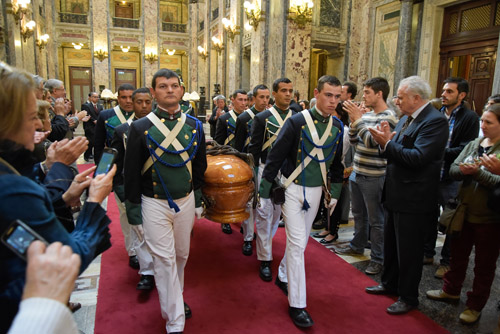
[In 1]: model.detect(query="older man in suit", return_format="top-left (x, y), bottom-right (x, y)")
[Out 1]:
top-left (366, 76), bottom-right (449, 315)
top-left (81, 92), bottom-right (103, 161)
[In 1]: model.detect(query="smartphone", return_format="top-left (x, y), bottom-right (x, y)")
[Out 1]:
top-left (1, 220), bottom-right (48, 261)
top-left (95, 147), bottom-right (118, 176)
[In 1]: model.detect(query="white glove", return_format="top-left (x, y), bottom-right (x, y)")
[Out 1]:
top-left (195, 207), bottom-right (203, 220)
top-left (325, 198), bottom-right (338, 216)
top-left (132, 225), bottom-right (144, 243)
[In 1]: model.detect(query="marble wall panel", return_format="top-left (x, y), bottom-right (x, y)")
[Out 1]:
top-left (347, 0), bottom-right (371, 84)
top-left (285, 23), bottom-right (312, 101)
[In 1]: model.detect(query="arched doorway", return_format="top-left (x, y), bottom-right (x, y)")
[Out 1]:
top-left (437, 0), bottom-right (500, 115)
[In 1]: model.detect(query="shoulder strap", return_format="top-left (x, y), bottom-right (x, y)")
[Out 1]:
top-left (141, 113), bottom-right (191, 175)
top-left (283, 110), bottom-right (333, 188)
top-left (262, 107), bottom-right (292, 151)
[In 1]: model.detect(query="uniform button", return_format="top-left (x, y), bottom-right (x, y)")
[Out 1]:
top-left (294, 180), bottom-right (298, 184)
top-left (144, 130), bottom-right (148, 135)
top-left (192, 129), bottom-right (197, 133)
top-left (185, 134), bottom-right (189, 139)
top-left (154, 194), bottom-right (158, 198)
top-left (161, 119), bottom-right (165, 123)
top-left (298, 149), bottom-right (301, 153)
top-left (301, 125), bottom-right (305, 129)
top-left (153, 182), bottom-right (157, 186)
top-left (189, 179), bottom-right (192, 183)
top-left (186, 192), bottom-right (190, 196)
top-left (194, 142), bottom-right (197, 145)
top-left (314, 120), bottom-right (318, 124)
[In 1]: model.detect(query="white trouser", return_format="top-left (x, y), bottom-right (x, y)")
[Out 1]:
top-left (135, 236), bottom-right (154, 276)
top-left (115, 195), bottom-right (139, 256)
top-left (241, 205), bottom-right (255, 242)
top-left (141, 193), bottom-right (195, 333)
top-left (255, 164), bottom-right (281, 261)
top-left (277, 183), bottom-right (322, 308)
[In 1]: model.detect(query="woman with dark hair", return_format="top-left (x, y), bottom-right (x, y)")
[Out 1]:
top-left (426, 103), bottom-right (500, 325)
top-left (0, 63), bottom-right (116, 331)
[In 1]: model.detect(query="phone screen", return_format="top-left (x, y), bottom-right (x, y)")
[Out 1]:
top-left (95, 152), bottom-right (115, 175)
top-left (5, 224), bottom-right (37, 258)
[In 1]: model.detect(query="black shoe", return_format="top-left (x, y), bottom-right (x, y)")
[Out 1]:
top-left (386, 300), bottom-right (416, 315)
top-left (136, 275), bottom-right (154, 290)
top-left (288, 307), bottom-right (314, 328)
top-left (129, 255), bottom-right (139, 269)
top-left (242, 241), bottom-right (252, 256)
top-left (221, 223), bottom-right (232, 234)
top-left (275, 276), bottom-right (288, 296)
top-left (278, 220), bottom-right (285, 227)
top-left (184, 302), bottom-right (192, 319)
top-left (68, 302), bottom-right (81, 313)
top-left (259, 261), bottom-right (272, 282)
top-left (320, 233), bottom-right (338, 244)
top-left (365, 284), bottom-right (396, 295)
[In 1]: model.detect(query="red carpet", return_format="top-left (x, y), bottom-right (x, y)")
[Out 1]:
top-left (92, 185), bottom-right (447, 333)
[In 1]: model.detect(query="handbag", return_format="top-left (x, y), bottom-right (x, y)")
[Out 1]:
top-left (438, 198), bottom-right (467, 235)
top-left (270, 177), bottom-right (285, 205)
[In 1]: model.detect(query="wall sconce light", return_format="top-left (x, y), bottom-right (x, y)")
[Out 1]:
top-left (145, 52), bottom-right (158, 64)
top-left (120, 45), bottom-right (130, 53)
top-left (288, 0), bottom-right (313, 28)
top-left (20, 20), bottom-right (35, 42)
top-left (243, 1), bottom-right (264, 31)
top-left (197, 46), bottom-right (207, 60)
top-left (72, 42), bottom-right (84, 50)
top-left (222, 18), bottom-right (240, 43)
top-left (211, 36), bottom-right (224, 54)
top-left (164, 48), bottom-right (176, 56)
top-left (94, 48), bottom-right (108, 62)
top-left (10, 0), bottom-right (30, 25)
top-left (36, 33), bottom-right (49, 51)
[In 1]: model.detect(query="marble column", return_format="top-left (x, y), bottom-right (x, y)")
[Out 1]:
top-left (393, 0), bottom-right (413, 93)
top-left (226, 0), bottom-right (241, 95)
top-left (143, 0), bottom-right (159, 87)
top-left (188, 2), bottom-right (198, 93)
top-left (249, 1), bottom-right (267, 88)
top-left (92, 0), bottom-right (110, 90)
top-left (284, 18), bottom-right (312, 100)
top-left (266, 0), bottom-right (286, 86)
top-left (492, 31), bottom-right (500, 94)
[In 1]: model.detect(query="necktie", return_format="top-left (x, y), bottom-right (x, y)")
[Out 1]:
top-left (400, 116), bottom-right (413, 134)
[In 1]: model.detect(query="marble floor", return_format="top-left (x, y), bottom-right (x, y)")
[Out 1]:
top-left (70, 212), bottom-right (500, 334)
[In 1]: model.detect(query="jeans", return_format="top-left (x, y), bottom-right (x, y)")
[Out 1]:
top-left (349, 174), bottom-right (385, 264)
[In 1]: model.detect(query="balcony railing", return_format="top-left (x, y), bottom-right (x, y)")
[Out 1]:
top-left (162, 22), bottom-right (187, 33)
top-left (59, 12), bottom-right (88, 24)
top-left (112, 17), bottom-right (139, 29)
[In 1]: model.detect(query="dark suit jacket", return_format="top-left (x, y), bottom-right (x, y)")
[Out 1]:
top-left (208, 106), bottom-right (228, 138)
top-left (441, 104), bottom-right (479, 181)
top-left (383, 103), bottom-right (449, 213)
top-left (81, 102), bottom-right (103, 138)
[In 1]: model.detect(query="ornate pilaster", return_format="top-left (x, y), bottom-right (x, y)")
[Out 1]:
top-left (92, 0), bottom-right (110, 90)
top-left (285, 21), bottom-right (312, 100)
top-left (144, 0), bottom-right (159, 87)
top-left (393, 0), bottom-right (413, 92)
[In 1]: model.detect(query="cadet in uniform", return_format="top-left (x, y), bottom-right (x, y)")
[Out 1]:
top-left (94, 83), bottom-right (140, 269)
top-left (233, 84), bottom-right (271, 256)
top-left (259, 75), bottom-right (344, 328)
top-left (248, 78), bottom-right (296, 282)
top-left (214, 89), bottom-right (248, 235)
top-left (124, 69), bottom-right (207, 334)
top-left (110, 87), bottom-right (155, 290)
